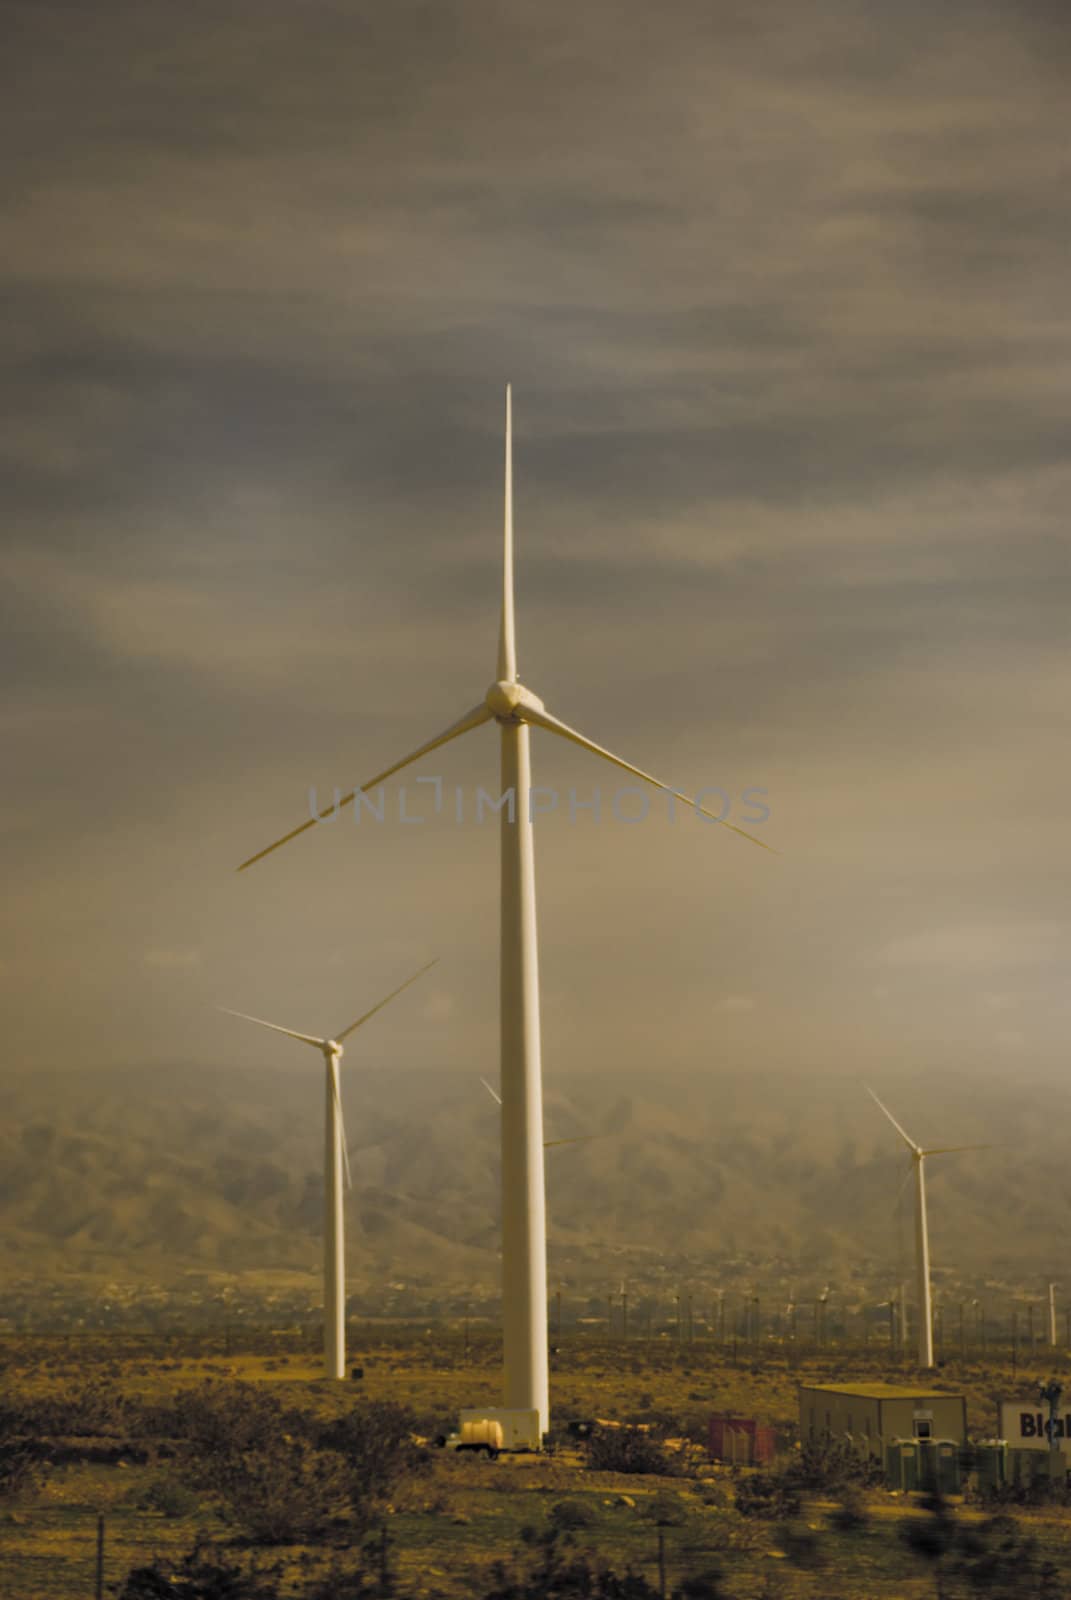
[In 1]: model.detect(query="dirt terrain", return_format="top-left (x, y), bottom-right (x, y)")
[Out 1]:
top-left (2, 1328), bottom-right (1070, 1598)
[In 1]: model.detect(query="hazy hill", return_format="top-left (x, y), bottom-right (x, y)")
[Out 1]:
top-left (2, 1061), bottom-right (1066, 1306)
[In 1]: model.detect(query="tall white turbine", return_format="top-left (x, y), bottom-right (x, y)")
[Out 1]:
top-left (238, 388), bottom-right (772, 1432)
top-left (867, 1087), bottom-right (988, 1370)
top-left (222, 958), bottom-right (437, 1379)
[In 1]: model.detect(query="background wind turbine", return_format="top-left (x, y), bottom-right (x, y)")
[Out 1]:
top-left (867, 1086), bottom-right (989, 1370)
top-left (238, 387), bottom-right (771, 1433)
top-left (221, 958), bottom-right (437, 1379)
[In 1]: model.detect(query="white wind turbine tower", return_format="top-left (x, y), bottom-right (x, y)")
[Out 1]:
top-left (867, 1086), bottom-right (988, 1370)
top-left (237, 387), bottom-right (772, 1433)
top-left (221, 958), bottom-right (437, 1380)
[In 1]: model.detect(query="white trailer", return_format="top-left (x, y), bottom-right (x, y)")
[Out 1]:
top-left (443, 1407), bottom-right (542, 1457)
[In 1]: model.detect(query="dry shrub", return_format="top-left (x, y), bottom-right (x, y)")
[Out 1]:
top-left (587, 1426), bottom-right (676, 1476)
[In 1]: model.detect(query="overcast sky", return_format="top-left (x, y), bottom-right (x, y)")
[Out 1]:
top-left (3, 0), bottom-right (1069, 1091)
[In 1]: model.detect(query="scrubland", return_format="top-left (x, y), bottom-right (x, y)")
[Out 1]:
top-left (1, 1327), bottom-right (1069, 1599)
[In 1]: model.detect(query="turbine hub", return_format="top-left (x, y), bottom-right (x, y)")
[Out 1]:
top-left (325, 1041), bottom-right (342, 1058)
top-left (485, 679), bottom-right (545, 723)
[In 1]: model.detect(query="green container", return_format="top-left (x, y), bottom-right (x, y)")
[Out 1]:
top-left (917, 1440), bottom-right (938, 1492)
top-left (885, 1439), bottom-right (920, 1491)
top-left (935, 1441), bottom-right (960, 1495)
top-left (1009, 1448), bottom-right (1052, 1488)
top-left (974, 1443), bottom-right (1007, 1494)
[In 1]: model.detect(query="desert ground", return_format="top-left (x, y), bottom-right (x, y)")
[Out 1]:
top-left (2, 1325), bottom-right (1069, 1599)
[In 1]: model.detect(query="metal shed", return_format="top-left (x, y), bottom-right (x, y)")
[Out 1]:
top-left (798, 1382), bottom-right (967, 1459)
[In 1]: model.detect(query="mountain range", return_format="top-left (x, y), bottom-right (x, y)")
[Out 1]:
top-left (3, 1060), bottom-right (1065, 1313)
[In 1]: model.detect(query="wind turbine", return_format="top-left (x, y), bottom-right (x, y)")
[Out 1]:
top-left (221, 958), bottom-right (437, 1379)
top-left (237, 387), bottom-right (772, 1433)
top-left (867, 1086), bottom-right (988, 1370)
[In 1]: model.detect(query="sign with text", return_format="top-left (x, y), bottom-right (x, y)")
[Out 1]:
top-left (1000, 1402), bottom-right (1071, 1452)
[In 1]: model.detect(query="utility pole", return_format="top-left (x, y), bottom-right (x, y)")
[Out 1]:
top-left (1039, 1380), bottom-right (1063, 1484)
top-left (899, 1283), bottom-right (908, 1359)
top-left (95, 1514), bottom-right (105, 1600)
top-left (1049, 1284), bottom-right (1058, 1348)
top-left (378, 1521), bottom-right (390, 1594)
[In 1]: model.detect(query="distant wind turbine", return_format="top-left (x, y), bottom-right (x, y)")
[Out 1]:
top-left (237, 387), bottom-right (772, 1433)
top-left (221, 958), bottom-right (437, 1378)
top-left (867, 1086), bottom-right (989, 1369)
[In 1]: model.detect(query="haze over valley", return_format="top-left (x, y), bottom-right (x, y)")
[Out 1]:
top-left (6, 1059), bottom-right (1062, 1332)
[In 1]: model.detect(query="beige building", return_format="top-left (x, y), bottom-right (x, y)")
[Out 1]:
top-left (799, 1382), bottom-right (967, 1458)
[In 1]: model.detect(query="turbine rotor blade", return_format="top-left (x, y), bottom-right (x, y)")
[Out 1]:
top-left (866, 1086), bottom-right (920, 1154)
top-left (218, 1007), bottom-right (324, 1049)
top-left (237, 705), bottom-right (493, 871)
top-left (334, 957), bottom-right (439, 1042)
top-left (544, 1134), bottom-right (599, 1149)
top-left (480, 1076), bottom-right (503, 1106)
top-left (497, 383), bottom-right (517, 683)
top-left (520, 704), bottom-right (776, 853)
top-left (923, 1144), bottom-right (992, 1156)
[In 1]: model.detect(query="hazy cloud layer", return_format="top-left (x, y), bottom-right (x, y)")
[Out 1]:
top-left (2, 0), bottom-right (1068, 1087)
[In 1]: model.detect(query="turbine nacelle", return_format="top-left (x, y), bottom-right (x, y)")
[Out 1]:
top-left (323, 1041), bottom-right (343, 1059)
top-left (485, 679), bottom-right (545, 722)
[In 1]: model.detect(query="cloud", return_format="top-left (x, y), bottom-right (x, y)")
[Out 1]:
top-left (719, 994), bottom-right (757, 1013)
top-left (143, 947), bottom-right (202, 971)
top-left (1, 0), bottom-right (1068, 1085)
top-left (424, 989), bottom-right (455, 1023)
top-left (877, 922), bottom-right (1070, 972)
